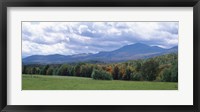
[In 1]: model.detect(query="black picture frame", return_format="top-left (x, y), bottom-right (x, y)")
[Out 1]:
top-left (0, 0), bottom-right (200, 112)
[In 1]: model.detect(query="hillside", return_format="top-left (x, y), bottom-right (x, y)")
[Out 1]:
top-left (23, 43), bottom-right (178, 64)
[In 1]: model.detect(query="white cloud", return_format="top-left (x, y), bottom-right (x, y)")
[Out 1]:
top-left (22, 22), bottom-right (178, 57)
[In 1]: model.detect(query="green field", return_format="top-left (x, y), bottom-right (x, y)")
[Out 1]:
top-left (22, 74), bottom-right (178, 90)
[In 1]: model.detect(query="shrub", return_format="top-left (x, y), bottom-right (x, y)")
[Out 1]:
top-left (91, 69), bottom-right (113, 80)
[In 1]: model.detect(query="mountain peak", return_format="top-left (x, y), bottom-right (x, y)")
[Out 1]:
top-left (126, 43), bottom-right (150, 48)
top-left (23, 43), bottom-right (177, 64)
top-left (133, 43), bottom-right (147, 46)
top-left (171, 46), bottom-right (178, 49)
top-left (49, 54), bottom-right (66, 56)
top-left (121, 43), bottom-right (149, 49)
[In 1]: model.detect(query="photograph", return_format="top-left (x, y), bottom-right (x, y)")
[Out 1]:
top-left (1, 0), bottom-right (199, 111)
top-left (22, 22), bottom-right (178, 90)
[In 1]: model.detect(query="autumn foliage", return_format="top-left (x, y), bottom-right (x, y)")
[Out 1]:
top-left (22, 53), bottom-right (178, 82)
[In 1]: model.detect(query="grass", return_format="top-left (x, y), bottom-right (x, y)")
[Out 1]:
top-left (22, 74), bottom-right (178, 90)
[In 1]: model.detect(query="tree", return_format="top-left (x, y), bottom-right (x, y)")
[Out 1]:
top-left (46, 67), bottom-right (53, 75)
top-left (161, 61), bottom-right (178, 82)
top-left (40, 65), bottom-right (49, 75)
top-left (130, 72), bottom-right (141, 81)
top-left (124, 66), bottom-right (134, 80)
top-left (22, 65), bottom-right (27, 74)
top-left (57, 64), bottom-right (70, 76)
top-left (135, 60), bottom-right (142, 72)
top-left (27, 67), bottom-right (32, 74)
top-left (68, 66), bottom-right (74, 76)
top-left (113, 65), bottom-right (119, 80)
top-left (80, 65), bottom-right (87, 77)
top-left (118, 65), bottom-right (126, 80)
top-left (53, 66), bottom-right (60, 75)
top-left (80, 64), bottom-right (93, 77)
top-left (105, 65), bottom-right (113, 75)
top-left (91, 69), bottom-right (113, 80)
top-left (171, 61), bottom-right (178, 82)
top-left (161, 68), bottom-right (171, 82)
top-left (31, 67), bottom-right (36, 74)
top-left (74, 63), bottom-right (83, 76)
top-left (141, 60), bottom-right (159, 81)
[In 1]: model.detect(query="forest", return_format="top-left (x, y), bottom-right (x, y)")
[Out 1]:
top-left (22, 53), bottom-right (178, 82)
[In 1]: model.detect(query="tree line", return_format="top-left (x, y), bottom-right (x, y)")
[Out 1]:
top-left (22, 53), bottom-right (178, 82)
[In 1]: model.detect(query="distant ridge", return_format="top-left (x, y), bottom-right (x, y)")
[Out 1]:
top-left (23, 43), bottom-right (178, 64)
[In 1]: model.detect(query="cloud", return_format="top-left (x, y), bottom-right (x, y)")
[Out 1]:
top-left (22, 22), bottom-right (178, 57)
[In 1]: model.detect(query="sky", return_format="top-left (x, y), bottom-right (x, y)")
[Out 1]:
top-left (22, 22), bottom-right (178, 58)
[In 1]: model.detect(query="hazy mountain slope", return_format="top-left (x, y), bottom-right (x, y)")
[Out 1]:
top-left (23, 43), bottom-right (178, 64)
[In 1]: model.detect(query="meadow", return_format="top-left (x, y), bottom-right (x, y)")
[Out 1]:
top-left (22, 75), bottom-right (178, 90)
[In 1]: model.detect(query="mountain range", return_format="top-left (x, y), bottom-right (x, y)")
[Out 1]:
top-left (22, 43), bottom-right (178, 64)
